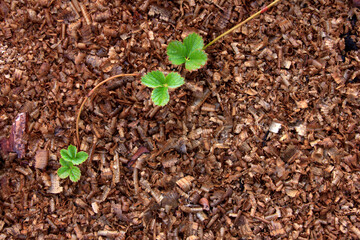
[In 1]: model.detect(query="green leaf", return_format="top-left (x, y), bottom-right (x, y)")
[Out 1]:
top-left (60, 149), bottom-right (72, 161)
top-left (183, 33), bottom-right (204, 55)
top-left (167, 33), bottom-right (207, 70)
top-left (73, 151), bottom-right (88, 165)
top-left (69, 166), bottom-right (81, 182)
top-left (185, 50), bottom-right (208, 71)
top-left (167, 41), bottom-right (187, 65)
top-left (60, 158), bottom-right (73, 167)
top-left (151, 87), bottom-right (169, 106)
top-left (141, 71), bottom-right (166, 88)
top-left (165, 72), bottom-right (185, 88)
top-left (57, 166), bottom-right (70, 179)
top-left (67, 145), bottom-right (77, 159)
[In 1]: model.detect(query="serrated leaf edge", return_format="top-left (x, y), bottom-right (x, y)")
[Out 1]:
top-left (151, 87), bottom-right (169, 106)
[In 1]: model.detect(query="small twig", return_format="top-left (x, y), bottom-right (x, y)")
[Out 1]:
top-left (242, 212), bottom-right (271, 224)
top-left (254, 215), bottom-right (271, 224)
top-left (127, 146), bottom-right (149, 168)
top-left (133, 168), bottom-right (139, 194)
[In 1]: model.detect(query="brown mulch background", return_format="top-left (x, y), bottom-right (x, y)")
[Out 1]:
top-left (1, 0), bottom-right (360, 239)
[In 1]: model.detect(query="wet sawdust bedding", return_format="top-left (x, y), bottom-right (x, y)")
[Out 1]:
top-left (1, 0), bottom-right (360, 239)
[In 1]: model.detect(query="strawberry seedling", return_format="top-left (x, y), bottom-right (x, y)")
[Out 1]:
top-left (167, 33), bottom-right (207, 71)
top-left (141, 70), bottom-right (185, 106)
top-left (57, 145), bottom-right (88, 182)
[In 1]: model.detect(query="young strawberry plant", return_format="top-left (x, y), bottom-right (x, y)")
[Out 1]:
top-left (167, 33), bottom-right (207, 71)
top-left (138, 0), bottom-right (282, 106)
top-left (57, 145), bottom-right (88, 182)
top-left (140, 33), bottom-right (206, 106)
top-left (141, 71), bottom-right (184, 106)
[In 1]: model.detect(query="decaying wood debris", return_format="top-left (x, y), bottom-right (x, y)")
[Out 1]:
top-left (0, 0), bottom-right (360, 239)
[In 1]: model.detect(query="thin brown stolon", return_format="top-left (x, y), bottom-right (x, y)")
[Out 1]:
top-left (75, 73), bottom-right (139, 148)
top-left (203, 0), bottom-right (283, 50)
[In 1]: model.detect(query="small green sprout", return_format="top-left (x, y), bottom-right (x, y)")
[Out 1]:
top-left (167, 33), bottom-right (208, 71)
top-left (57, 145), bottom-right (88, 182)
top-left (141, 70), bottom-right (185, 106)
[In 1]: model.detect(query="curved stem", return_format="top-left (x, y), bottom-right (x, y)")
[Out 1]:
top-left (203, 0), bottom-right (283, 50)
top-left (75, 96), bottom-right (89, 149)
top-left (76, 73), bottom-right (139, 148)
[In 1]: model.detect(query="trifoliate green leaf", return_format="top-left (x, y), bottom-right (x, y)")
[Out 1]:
top-left (165, 72), bottom-right (185, 88)
top-left (60, 158), bottom-right (73, 167)
top-left (185, 49), bottom-right (208, 71)
top-left (151, 87), bottom-right (169, 106)
top-left (73, 151), bottom-right (88, 165)
top-left (167, 33), bottom-right (207, 71)
top-left (57, 166), bottom-right (70, 179)
top-left (60, 149), bottom-right (72, 161)
top-left (67, 145), bottom-right (77, 159)
top-left (183, 33), bottom-right (204, 55)
top-left (69, 166), bottom-right (81, 182)
top-left (167, 41), bottom-right (187, 65)
top-left (141, 71), bottom-right (166, 88)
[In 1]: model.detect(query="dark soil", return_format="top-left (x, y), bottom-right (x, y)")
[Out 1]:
top-left (1, 0), bottom-right (360, 239)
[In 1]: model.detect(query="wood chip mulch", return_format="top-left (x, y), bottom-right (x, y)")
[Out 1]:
top-left (1, 0), bottom-right (360, 239)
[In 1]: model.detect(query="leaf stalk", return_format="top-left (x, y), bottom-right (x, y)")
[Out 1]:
top-left (203, 0), bottom-right (283, 50)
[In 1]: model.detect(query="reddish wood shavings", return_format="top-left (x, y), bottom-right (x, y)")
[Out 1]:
top-left (0, 0), bottom-right (360, 239)
top-left (48, 173), bottom-right (63, 194)
top-left (128, 146), bottom-right (149, 167)
top-left (34, 150), bottom-right (48, 169)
